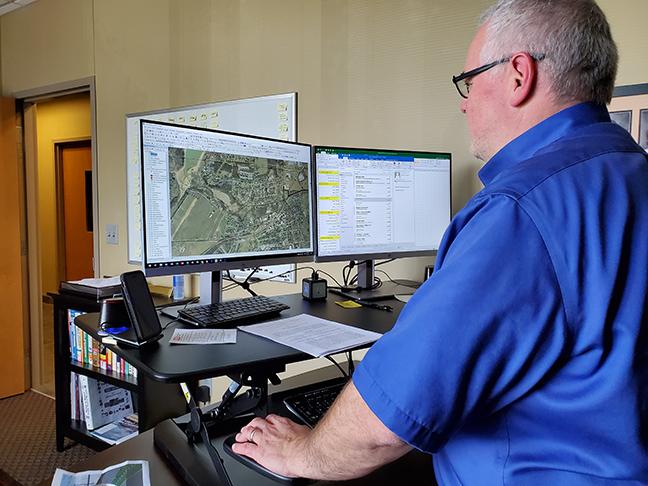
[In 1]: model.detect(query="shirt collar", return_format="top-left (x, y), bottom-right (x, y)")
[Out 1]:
top-left (478, 102), bottom-right (611, 186)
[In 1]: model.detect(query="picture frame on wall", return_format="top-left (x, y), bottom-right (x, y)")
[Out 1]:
top-left (608, 83), bottom-right (648, 152)
top-left (639, 109), bottom-right (648, 151)
top-left (609, 110), bottom-right (632, 133)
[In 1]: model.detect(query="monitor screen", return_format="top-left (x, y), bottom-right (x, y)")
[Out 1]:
top-left (314, 146), bottom-right (451, 261)
top-left (140, 120), bottom-right (314, 276)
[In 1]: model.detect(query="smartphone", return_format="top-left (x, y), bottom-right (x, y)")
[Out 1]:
top-left (120, 270), bottom-right (162, 343)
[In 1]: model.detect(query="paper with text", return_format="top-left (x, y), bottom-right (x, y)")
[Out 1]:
top-left (169, 328), bottom-right (237, 345)
top-left (238, 314), bottom-right (381, 357)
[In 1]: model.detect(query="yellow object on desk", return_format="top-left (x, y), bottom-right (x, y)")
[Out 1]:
top-left (335, 300), bottom-right (363, 309)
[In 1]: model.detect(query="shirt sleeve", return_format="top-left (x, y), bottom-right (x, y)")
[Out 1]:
top-left (352, 194), bottom-right (570, 453)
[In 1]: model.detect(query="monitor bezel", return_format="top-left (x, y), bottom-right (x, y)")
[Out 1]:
top-left (312, 145), bottom-right (452, 263)
top-left (140, 119), bottom-right (316, 277)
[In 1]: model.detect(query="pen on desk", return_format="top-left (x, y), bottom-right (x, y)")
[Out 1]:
top-left (355, 300), bottom-right (393, 312)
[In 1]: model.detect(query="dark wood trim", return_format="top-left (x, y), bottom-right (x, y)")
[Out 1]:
top-left (613, 83), bottom-right (648, 98)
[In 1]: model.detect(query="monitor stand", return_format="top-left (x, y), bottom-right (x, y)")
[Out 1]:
top-left (160, 271), bottom-right (224, 320)
top-left (199, 270), bottom-right (224, 304)
top-left (335, 260), bottom-right (417, 302)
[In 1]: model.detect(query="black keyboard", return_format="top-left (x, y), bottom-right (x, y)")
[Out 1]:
top-left (283, 379), bottom-right (347, 428)
top-left (178, 295), bottom-right (289, 327)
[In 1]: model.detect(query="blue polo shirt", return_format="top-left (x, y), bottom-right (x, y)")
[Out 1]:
top-left (353, 103), bottom-right (648, 484)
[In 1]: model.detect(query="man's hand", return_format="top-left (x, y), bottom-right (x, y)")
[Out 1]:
top-left (232, 383), bottom-right (411, 481)
top-left (232, 414), bottom-right (311, 478)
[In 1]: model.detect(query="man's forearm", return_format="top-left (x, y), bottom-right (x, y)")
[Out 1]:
top-left (291, 381), bottom-right (412, 480)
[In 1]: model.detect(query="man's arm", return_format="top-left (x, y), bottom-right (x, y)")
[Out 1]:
top-left (232, 381), bottom-right (412, 480)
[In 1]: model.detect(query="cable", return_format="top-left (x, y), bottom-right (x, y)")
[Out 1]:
top-left (225, 268), bottom-right (260, 297)
top-left (375, 269), bottom-right (395, 284)
top-left (160, 297), bottom-right (199, 330)
top-left (161, 316), bottom-right (181, 331)
top-left (342, 261), bottom-right (353, 287)
top-left (374, 258), bottom-right (396, 267)
top-left (325, 355), bottom-right (348, 378)
top-left (310, 269), bottom-right (344, 288)
top-left (238, 265), bottom-right (346, 288)
top-left (347, 351), bottom-right (355, 375)
top-left (349, 273), bottom-right (383, 290)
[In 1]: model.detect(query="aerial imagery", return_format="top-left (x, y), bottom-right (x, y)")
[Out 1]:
top-left (168, 147), bottom-right (310, 257)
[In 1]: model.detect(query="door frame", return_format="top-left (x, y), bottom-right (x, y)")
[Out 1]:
top-left (55, 138), bottom-right (93, 284)
top-left (16, 77), bottom-right (99, 389)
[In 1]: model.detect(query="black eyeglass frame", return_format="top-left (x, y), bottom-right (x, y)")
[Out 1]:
top-left (452, 54), bottom-right (546, 99)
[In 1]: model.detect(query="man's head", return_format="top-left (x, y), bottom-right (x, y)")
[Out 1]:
top-left (459, 0), bottom-right (618, 161)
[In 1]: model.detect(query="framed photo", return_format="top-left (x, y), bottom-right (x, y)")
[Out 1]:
top-left (640, 109), bottom-right (648, 151)
top-left (609, 110), bottom-right (632, 133)
top-left (609, 83), bottom-right (648, 152)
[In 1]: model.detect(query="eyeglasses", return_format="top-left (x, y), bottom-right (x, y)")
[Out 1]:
top-left (452, 54), bottom-right (546, 99)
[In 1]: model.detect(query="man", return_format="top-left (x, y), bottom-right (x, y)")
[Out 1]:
top-left (234, 0), bottom-right (648, 483)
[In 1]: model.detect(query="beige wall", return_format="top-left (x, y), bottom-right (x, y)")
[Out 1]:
top-left (1, 0), bottom-right (93, 92)
top-left (35, 93), bottom-right (91, 294)
top-left (1, 0), bottom-right (647, 287)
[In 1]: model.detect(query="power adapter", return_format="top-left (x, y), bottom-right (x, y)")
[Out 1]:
top-left (302, 271), bottom-right (327, 301)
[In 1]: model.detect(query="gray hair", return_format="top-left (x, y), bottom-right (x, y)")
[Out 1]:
top-left (480, 0), bottom-right (618, 106)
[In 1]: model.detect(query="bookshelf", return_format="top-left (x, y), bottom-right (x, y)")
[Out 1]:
top-left (51, 292), bottom-right (186, 452)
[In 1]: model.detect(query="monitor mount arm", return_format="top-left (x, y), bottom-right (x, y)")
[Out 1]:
top-left (205, 367), bottom-right (283, 424)
top-left (180, 382), bottom-right (234, 486)
top-left (181, 365), bottom-right (285, 481)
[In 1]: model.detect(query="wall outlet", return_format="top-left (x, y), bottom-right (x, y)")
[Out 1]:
top-left (106, 224), bottom-right (119, 245)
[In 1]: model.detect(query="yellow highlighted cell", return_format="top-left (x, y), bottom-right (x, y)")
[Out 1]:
top-left (319, 196), bottom-right (340, 201)
top-left (319, 210), bottom-right (340, 215)
top-left (318, 170), bottom-right (339, 175)
top-left (320, 235), bottom-right (341, 240)
top-left (318, 182), bottom-right (340, 186)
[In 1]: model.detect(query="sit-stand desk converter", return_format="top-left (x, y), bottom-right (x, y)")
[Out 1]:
top-left (74, 293), bottom-right (403, 384)
top-left (73, 293), bottom-right (437, 484)
top-left (42, 366), bottom-right (436, 486)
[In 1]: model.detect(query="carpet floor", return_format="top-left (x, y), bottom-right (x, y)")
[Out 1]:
top-left (0, 391), bottom-right (96, 485)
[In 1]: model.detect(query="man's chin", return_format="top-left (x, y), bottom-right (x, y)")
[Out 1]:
top-left (470, 143), bottom-right (487, 162)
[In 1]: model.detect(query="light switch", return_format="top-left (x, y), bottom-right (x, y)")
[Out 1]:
top-left (106, 224), bottom-right (119, 245)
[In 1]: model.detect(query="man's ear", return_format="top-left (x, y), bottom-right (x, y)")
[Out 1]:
top-left (508, 52), bottom-right (537, 107)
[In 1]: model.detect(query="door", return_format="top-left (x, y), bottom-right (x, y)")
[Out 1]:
top-left (0, 97), bottom-right (27, 398)
top-left (57, 141), bottom-right (93, 281)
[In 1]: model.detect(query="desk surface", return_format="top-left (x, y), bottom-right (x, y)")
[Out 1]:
top-left (75, 293), bottom-right (404, 383)
top-left (47, 424), bottom-right (435, 485)
top-left (44, 366), bottom-right (437, 486)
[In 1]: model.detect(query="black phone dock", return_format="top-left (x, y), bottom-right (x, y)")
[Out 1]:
top-left (153, 366), bottom-right (310, 485)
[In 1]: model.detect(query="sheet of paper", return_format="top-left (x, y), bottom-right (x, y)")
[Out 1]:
top-left (67, 276), bottom-right (122, 288)
top-left (238, 314), bottom-right (382, 357)
top-left (169, 328), bottom-right (237, 345)
top-left (52, 460), bottom-right (150, 486)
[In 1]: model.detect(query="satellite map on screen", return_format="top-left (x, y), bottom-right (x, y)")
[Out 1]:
top-left (168, 147), bottom-right (310, 257)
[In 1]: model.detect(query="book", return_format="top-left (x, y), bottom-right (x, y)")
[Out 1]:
top-left (60, 277), bottom-right (122, 299)
top-left (78, 375), bottom-right (134, 430)
top-left (89, 414), bottom-right (139, 445)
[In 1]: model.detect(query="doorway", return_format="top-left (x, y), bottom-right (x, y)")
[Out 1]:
top-left (56, 140), bottom-right (94, 282)
top-left (19, 81), bottom-right (98, 397)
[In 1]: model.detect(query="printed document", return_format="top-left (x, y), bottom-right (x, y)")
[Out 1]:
top-left (169, 328), bottom-right (237, 345)
top-left (67, 276), bottom-right (121, 288)
top-left (239, 314), bottom-right (382, 357)
top-left (51, 460), bottom-right (150, 486)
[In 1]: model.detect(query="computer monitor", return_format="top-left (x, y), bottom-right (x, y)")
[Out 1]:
top-left (314, 146), bottom-right (451, 296)
top-left (140, 120), bottom-right (314, 301)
